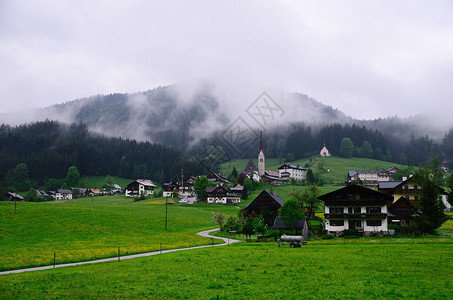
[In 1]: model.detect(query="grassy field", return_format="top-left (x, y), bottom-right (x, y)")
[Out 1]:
top-left (221, 156), bottom-right (407, 185)
top-left (1, 229), bottom-right (452, 299)
top-left (0, 195), bottom-right (239, 271)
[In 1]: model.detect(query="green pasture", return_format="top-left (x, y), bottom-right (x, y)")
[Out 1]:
top-left (1, 235), bottom-right (452, 299)
top-left (0, 195), bottom-right (237, 271)
top-left (221, 156), bottom-right (407, 185)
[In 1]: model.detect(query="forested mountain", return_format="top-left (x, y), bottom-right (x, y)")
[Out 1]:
top-left (0, 121), bottom-right (204, 187)
top-left (1, 83), bottom-right (452, 172)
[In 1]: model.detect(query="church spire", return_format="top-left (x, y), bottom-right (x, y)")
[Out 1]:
top-left (258, 128), bottom-right (265, 177)
top-left (259, 128), bottom-right (263, 151)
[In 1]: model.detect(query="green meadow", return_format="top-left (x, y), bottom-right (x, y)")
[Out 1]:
top-left (0, 196), bottom-right (239, 271)
top-left (1, 231), bottom-right (452, 299)
top-left (221, 157), bottom-right (407, 185)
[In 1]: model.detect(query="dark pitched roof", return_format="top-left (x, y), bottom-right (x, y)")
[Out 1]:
top-left (318, 184), bottom-right (392, 204)
top-left (278, 164), bottom-right (306, 171)
top-left (273, 216), bottom-right (307, 229)
top-left (244, 159), bottom-right (258, 174)
top-left (378, 181), bottom-right (403, 190)
top-left (245, 189), bottom-right (285, 209)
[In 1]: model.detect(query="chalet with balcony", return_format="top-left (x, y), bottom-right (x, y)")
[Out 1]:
top-left (387, 197), bottom-right (417, 226)
top-left (318, 185), bottom-right (392, 235)
top-left (162, 182), bottom-right (178, 198)
top-left (125, 179), bottom-right (156, 197)
top-left (206, 185), bottom-right (240, 204)
top-left (379, 176), bottom-right (450, 211)
top-left (243, 189), bottom-right (285, 219)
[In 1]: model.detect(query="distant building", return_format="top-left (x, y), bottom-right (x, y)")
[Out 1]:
top-left (243, 189), bottom-right (285, 218)
top-left (320, 142), bottom-right (331, 157)
top-left (55, 189), bottom-right (73, 200)
top-left (206, 185), bottom-right (240, 204)
top-left (206, 172), bottom-right (230, 185)
top-left (278, 164), bottom-right (307, 181)
top-left (6, 192), bottom-right (25, 202)
top-left (125, 179), bottom-right (156, 197)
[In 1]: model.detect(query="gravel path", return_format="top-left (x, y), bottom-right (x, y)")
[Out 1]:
top-left (0, 228), bottom-right (240, 276)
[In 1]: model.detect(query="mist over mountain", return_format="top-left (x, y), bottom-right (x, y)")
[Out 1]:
top-left (0, 81), bottom-right (451, 159)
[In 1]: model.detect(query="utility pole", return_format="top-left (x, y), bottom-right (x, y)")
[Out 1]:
top-left (180, 153), bottom-right (184, 199)
top-left (165, 196), bottom-right (168, 231)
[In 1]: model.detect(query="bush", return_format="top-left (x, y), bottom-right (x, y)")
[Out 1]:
top-left (343, 229), bottom-right (360, 237)
top-left (134, 192), bottom-right (146, 202)
top-left (388, 224), bottom-right (400, 231)
top-left (322, 234), bottom-right (333, 240)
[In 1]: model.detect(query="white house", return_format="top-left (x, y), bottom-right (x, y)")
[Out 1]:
top-left (278, 164), bottom-right (307, 181)
top-left (55, 189), bottom-right (73, 200)
top-left (318, 185), bottom-right (392, 235)
top-left (206, 186), bottom-right (240, 204)
top-left (125, 179), bottom-right (157, 197)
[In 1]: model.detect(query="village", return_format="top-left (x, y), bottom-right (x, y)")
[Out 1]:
top-left (6, 131), bottom-right (451, 240)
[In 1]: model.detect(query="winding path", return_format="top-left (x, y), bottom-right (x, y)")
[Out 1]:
top-left (0, 228), bottom-right (240, 276)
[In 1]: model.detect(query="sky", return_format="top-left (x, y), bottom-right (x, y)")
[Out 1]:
top-left (1, 0), bottom-right (453, 123)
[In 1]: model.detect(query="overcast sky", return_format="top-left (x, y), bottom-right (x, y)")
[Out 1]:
top-left (1, 0), bottom-right (453, 123)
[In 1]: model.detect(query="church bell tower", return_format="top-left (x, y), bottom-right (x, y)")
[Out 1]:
top-left (258, 129), bottom-right (265, 177)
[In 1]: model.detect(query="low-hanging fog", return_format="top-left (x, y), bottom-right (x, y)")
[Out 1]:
top-left (1, 1), bottom-right (453, 139)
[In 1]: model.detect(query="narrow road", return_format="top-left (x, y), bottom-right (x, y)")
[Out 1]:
top-left (0, 228), bottom-right (240, 276)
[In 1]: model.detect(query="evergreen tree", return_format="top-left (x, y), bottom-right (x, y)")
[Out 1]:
top-left (10, 163), bottom-right (30, 191)
top-left (414, 158), bottom-right (447, 234)
top-left (340, 138), bottom-right (354, 158)
top-left (360, 141), bottom-right (373, 158)
top-left (306, 169), bottom-right (316, 185)
top-left (279, 199), bottom-right (304, 229)
top-left (66, 166), bottom-right (80, 188)
top-left (194, 176), bottom-right (209, 202)
top-left (0, 175), bottom-right (7, 201)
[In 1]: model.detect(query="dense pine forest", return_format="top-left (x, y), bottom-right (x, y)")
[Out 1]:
top-left (1, 118), bottom-right (452, 193)
top-left (0, 121), bottom-right (205, 190)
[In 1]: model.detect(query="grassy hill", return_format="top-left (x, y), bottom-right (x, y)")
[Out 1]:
top-left (0, 196), bottom-right (238, 271)
top-left (221, 156), bottom-right (407, 185)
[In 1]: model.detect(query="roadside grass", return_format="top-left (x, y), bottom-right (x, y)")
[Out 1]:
top-left (0, 195), bottom-right (238, 271)
top-left (1, 239), bottom-right (451, 299)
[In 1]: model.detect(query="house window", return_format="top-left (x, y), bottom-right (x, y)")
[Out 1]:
top-left (366, 207), bottom-right (381, 214)
top-left (366, 220), bottom-right (381, 226)
top-left (330, 207), bottom-right (343, 214)
top-left (348, 207), bottom-right (361, 214)
top-left (355, 194), bottom-right (361, 200)
top-left (330, 220), bottom-right (344, 226)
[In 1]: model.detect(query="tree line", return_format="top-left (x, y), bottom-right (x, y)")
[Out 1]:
top-left (193, 122), bottom-right (452, 167)
top-left (0, 121), bottom-right (205, 191)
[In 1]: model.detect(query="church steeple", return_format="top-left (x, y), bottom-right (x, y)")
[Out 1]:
top-left (259, 128), bottom-right (263, 151)
top-left (258, 128), bottom-right (265, 177)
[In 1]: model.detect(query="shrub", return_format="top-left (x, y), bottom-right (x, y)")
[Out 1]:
top-left (322, 234), bottom-right (333, 240)
top-left (388, 224), bottom-right (400, 231)
top-left (343, 229), bottom-right (360, 237)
